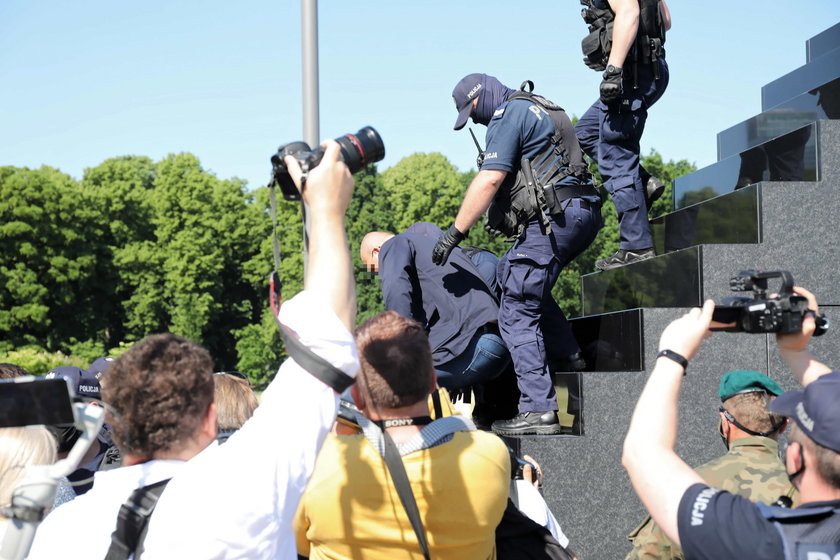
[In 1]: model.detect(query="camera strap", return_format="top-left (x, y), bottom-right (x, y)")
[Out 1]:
top-left (104, 478), bottom-right (171, 560)
top-left (381, 429), bottom-right (432, 560)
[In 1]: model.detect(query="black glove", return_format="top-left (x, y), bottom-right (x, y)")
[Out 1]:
top-left (599, 65), bottom-right (623, 104)
top-left (431, 225), bottom-right (467, 266)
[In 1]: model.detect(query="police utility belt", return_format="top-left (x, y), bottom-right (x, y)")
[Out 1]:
top-left (543, 183), bottom-right (600, 214)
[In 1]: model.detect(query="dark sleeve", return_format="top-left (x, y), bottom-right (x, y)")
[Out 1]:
top-left (379, 236), bottom-right (421, 322)
top-left (677, 483), bottom-right (783, 560)
top-left (481, 105), bottom-right (521, 173)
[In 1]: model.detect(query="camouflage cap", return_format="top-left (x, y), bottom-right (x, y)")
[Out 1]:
top-left (719, 370), bottom-right (783, 401)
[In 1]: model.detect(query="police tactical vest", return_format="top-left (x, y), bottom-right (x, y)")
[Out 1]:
top-left (580, 0), bottom-right (665, 72)
top-left (758, 502), bottom-right (840, 559)
top-left (485, 82), bottom-right (591, 240)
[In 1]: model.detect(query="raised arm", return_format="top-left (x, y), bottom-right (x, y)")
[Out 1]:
top-left (285, 140), bottom-right (356, 331)
top-left (622, 301), bottom-right (715, 547)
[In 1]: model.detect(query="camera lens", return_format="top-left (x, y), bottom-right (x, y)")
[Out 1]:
top-left (336, 126), bottom-right (385, 174)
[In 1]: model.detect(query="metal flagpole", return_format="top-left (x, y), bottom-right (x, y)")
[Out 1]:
top-left (300, 0), bottom-right (319, 271)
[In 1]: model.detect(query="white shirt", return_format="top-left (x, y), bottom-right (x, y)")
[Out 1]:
top-left (142, 291), bottom-right (358, 560)
top-left (511, 479), bottom-right (570, 548)
top-left (26, 460), bottom-right (186, 560)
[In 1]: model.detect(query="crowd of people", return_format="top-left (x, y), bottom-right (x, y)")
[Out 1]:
top-left (2, 1), bottom-right (839, 558)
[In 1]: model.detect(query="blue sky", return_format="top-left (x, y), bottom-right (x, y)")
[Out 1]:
top-left (2, 1), bottom-right (839, 191)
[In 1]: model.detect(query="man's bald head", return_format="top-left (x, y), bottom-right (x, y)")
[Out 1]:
top-left (360, 231), bottom-right (395, 272)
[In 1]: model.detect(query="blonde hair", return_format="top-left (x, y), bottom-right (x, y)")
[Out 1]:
top-left (213, 374), bottom-right (258, 432)
top-left (0, 427), bottom-right (57, 518)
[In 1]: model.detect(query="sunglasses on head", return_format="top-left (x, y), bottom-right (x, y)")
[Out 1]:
top-left (214, 371), bottom-right (250, 384)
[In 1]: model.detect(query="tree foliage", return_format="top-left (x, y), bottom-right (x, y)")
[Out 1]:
top-left (0, 147), bottom-right (694, 384)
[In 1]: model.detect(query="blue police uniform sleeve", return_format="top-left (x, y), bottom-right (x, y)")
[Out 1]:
top-left (677, 483), bottom-right (783, 560)
top-left (379, 235), bottom-right (420, 321)
top-left (481, 102), bottom-right (520, 173)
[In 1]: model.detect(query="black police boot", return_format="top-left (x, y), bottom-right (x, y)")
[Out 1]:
top-left (645, 176), bottom-right (665, 212)
top-left (491, 411), bottom-right (562, 436)
top-left (595, 248), bottom-right (655, 271)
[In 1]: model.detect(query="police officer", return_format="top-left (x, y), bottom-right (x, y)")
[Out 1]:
top-left (622, 290), bottom-right (840, 560)
top-left (432, 73), bottom-right (602, 436)
top-left (626, 370), bottom-right (796, 560)
top-left (575, 0), bottom-right (671, 269)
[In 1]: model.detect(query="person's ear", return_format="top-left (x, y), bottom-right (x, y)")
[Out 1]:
top-left (203, 402), bottom-right (218, 440)
top-left (787, 441), bottom-right (801, 470)
top-left (719, 412), bottom-right (730, 437)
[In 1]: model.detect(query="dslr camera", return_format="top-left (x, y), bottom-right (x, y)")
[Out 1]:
top-left (269, 126), bottom-right (385, 201)
top-left (711, 270), bottom-right (809, 334)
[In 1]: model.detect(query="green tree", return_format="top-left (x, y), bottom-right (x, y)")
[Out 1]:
top-left (0, 166), bottom-right (110, 351)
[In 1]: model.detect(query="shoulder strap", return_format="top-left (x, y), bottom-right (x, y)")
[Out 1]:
top-left (274, 316), bottom-right (355, 394)
top-left (382, 431), bottom-right (431, 560)
top-left (104, 478), bottom-right (171, 560)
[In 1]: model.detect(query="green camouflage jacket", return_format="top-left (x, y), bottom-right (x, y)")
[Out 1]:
top-left (624, 436), bottom-right (798, 560)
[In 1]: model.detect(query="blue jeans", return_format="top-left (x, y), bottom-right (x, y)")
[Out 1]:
top-left (435, 329), bottom-right (510, 391)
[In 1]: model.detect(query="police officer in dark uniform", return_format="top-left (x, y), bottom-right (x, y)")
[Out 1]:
top-left (575, 0), bottom-right (671, 270)
top-left (432, 73), bottom-right (602, 435)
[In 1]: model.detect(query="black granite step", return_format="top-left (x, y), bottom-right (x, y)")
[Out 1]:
top-left (580, 247), bottom-right (702, 315)
top-left (807, 22), bottom-right (840, 63)
top-left (650, 183), bottom-right (760, 254)
top-left (721, 77), bottom-right (839, 160)
top-left (761, 45), bottom-right (840, 112)
top-left (568, 308), bottom-right (644, 372)
top-left (675, 122), bottom-right (817, 209)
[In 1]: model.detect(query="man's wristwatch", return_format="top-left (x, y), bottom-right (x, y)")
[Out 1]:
top-left (656, 349), bottom-right (688, 374)
top-left (604, 64), bottom-right (623, 77)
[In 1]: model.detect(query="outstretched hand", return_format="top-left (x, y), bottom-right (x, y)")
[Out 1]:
top-left (658, 300), bottom-right (715, 362)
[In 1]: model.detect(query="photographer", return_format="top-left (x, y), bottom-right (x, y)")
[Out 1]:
top-left (622, 288), bottom-right (840, 560)
top-left (294, 310), bottom-right (510, 559)
top-left (142, 140), bottom-right (360, 559)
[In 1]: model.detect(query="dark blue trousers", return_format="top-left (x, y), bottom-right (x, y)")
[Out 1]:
top-left (575, 58), bottom-right (669, 250)
top-left (497, 200), bottom-right (602, 412)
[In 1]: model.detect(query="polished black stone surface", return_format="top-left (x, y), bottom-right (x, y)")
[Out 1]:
top-left (676, 123), bottom-right (817, 208)
top-left (723, 78), bottom-right (840, 159)
top-left (581, 247), bottom-right (702, 315)
top-left (568, 309), bottom-right (643, 371)
top-left (761, 47), bottom-right (840, 112)
top-left (650, 184), bottom-right (760, 254)
top-left (807, 22), bottom-right (840, 63)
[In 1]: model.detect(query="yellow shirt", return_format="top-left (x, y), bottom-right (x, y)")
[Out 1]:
top-left (295, 430), bottom-right (510, 559)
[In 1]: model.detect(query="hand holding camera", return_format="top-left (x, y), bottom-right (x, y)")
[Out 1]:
top-left (283, 140), bottom-right (355, 218)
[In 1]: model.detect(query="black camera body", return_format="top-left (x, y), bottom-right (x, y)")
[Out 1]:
top-left (270, 126), bottom-right (385, 201)
top-left (711, 270), bottom-right (808, 334)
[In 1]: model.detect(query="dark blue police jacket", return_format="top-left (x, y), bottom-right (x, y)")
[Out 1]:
top-left (379, 233), bottom-right (499, 365)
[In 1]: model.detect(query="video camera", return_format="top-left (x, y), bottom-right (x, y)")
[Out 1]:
top-left (269, 126), bottom-right (385, 201)
top-left (710, 270), bottom-right (810, 334)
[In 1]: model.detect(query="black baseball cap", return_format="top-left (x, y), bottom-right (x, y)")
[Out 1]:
top-left (769, 371), bottom-right (840, 452)
top-left (452, 73), bottom-right (485, 130)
